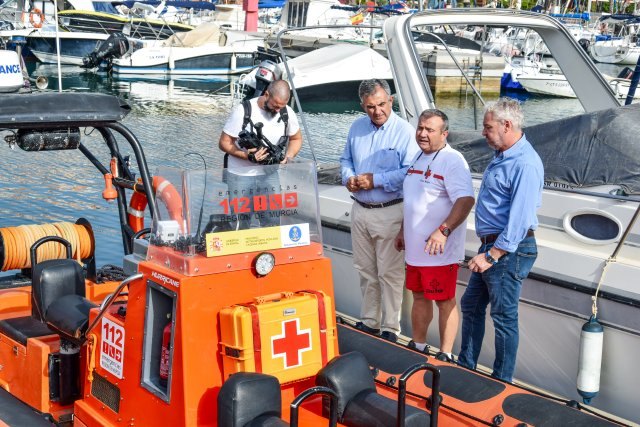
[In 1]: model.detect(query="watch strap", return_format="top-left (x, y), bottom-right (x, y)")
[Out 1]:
top-left (485, 251), bottom-right (498, 265)
top-left (438, 225), bottom-right (451, 237)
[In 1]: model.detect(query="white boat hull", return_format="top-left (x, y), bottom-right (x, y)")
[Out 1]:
top-left (589, 40), bottom-right (640, 65)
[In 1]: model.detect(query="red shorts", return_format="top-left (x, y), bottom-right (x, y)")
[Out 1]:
top-left (405, 263), bottom-right (459, 301)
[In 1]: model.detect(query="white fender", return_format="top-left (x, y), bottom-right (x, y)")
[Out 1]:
top-left (0, 50), bottom-right (24, 93)
top-left (577, 316), bottom-right (604, 404)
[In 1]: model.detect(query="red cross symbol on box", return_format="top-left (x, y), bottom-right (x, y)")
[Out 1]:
top-left (271, 319), bottom-right (312, 368)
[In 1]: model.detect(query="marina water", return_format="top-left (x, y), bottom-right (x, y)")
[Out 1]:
top-left (0, 62), bottom-right (626, 269)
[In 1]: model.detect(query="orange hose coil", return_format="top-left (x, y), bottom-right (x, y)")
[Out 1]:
top-left (0, 221), bottom-right (94, 271)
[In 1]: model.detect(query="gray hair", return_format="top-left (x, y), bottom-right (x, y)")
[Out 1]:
top-left (484, 97), bottom-right (524, 130)
top-left (358, 79), bottom-right (392, 101)
top-left (419, 109), bottom-right (449, 131)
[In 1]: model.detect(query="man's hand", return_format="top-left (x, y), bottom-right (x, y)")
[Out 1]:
top-left (247, 147), bottom-right (269, 163)
top-left (394, 231), bottom-right (405, 251)
top-left (424, 229), bottom-right (447, 255)
top-left (468, 253), bottom-right (493, 273)
top-left (346, 176), bottom-right (360, 192)
top-left (356, 173), bottom-right (374, 190)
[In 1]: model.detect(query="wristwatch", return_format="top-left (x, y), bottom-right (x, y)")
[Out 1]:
top-left (485, 251), bottom-right (499, 266)
top-left (438, 225), bottom-right (451, 237)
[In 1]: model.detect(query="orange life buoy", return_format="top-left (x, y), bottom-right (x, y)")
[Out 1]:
top-left (127, 176), bottom-right (184, 233)
top-left (29, 8), bottom-right (45, 29)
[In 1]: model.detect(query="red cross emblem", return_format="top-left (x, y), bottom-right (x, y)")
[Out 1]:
top-left (271, 319), bottom-right (312, 368)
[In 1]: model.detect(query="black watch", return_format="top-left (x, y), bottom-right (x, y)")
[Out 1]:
top-left (485, 251), bottom-right (499, 266)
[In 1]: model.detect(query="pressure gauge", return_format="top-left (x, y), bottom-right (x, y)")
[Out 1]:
top-left (254, 252), bottom-right (275, 276)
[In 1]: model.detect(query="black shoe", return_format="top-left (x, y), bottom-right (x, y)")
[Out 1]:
top-left (380, 331), bottom-right (398, 343)
top-left (435, 352), bottom-right (454, 363)
top-left (354, 321), bottom-right (380, 335)
top-left (407, 340), bottom-right (429, 354)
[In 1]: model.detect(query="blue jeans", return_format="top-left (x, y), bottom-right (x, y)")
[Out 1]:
top-left (458, 236), bottom-right (537, 382)
top-left (224, 170), bottom-right (281, 230)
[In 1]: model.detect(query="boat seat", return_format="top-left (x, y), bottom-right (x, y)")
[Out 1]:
top-left (0, 316), bottom-right (55, 346)
top-left (31, 258), bottom-right (96, 345)
top-left (218, 372), bottom-right (288, 427)
top-left (316, 351), bottom-right (430, 427)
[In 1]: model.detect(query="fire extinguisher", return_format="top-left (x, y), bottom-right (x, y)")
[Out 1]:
top-left (159, 313), bottom-right (172, 387)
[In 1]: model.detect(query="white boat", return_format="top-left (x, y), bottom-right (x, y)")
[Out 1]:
top-left (588, 14), bottom-right (640, 65)
top-left (239, 43), bottom-right (393, 101)
top-left (294, 10), bottom-right (640, 423)
top-left (111, 23), bottom-right (263, 76)
top-left (518, 71), bottom-right (640, 99)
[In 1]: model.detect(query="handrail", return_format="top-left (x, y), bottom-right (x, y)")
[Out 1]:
top-left (290, 386), bottom-right (338, 427)
top-left (85, 273), bottom-right (143, 336)
top-left (396, 362), bottom-right (440, 427)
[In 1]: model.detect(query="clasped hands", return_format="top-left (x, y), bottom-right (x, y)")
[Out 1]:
top-left (247, 147), bottom-right (291, 164)
top-left (346, 174), bottom-right (374, 192)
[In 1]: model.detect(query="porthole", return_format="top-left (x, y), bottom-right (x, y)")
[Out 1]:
top-left (562, 209), bottom-right (622, 245)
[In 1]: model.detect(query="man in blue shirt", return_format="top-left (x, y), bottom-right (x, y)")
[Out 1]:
top-left (458, 98), bottom-right (543, 382)
top-left (340, 79), bottom-right (419, 343)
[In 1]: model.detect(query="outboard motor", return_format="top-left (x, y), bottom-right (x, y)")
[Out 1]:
top-left (617, 66), bottom-right (634, 80)
top-left (578, 38), bottom-right (590, 53)
top-left (253, 60), bottom-right (281, 97)
top-left (82, 32), bottom-right (130, 69)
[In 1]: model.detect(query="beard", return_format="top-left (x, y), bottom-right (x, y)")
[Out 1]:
top-left (264, 104), bottom-right (278, 117)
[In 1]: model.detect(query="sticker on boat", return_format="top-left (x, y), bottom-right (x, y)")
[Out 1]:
top-left (100, 317), bottom-right (125, 379)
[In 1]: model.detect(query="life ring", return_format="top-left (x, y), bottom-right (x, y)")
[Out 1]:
top-left (29, 8), bottom-right (45, 29)
top-left (127, 176), bottom-right (184, 233)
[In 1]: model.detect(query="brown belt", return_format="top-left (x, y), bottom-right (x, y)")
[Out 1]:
top-left (351, 197), bottom-right (403, 209)
top-left (480, 230), bottom-right (534, 245)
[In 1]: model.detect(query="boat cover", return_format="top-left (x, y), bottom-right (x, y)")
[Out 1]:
top-left (281, 44), bottom-right (392, 88)
top-left (447, 103), bottom-right (640, 195)
top-left (161, 22), bottom-right (222, 47)
top-left (0, 93), bottom-right (131, 127)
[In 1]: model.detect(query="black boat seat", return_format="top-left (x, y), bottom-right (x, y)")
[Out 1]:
top-left (45, 295), bottom-right (97, 343)
top-left (316, 351), bottom-right (430, 427)
top-left (31, 258), bottom-right (96, 344)
top-left (0, 316), bottom-right (55, 346)
top-left (218, 372), bottom-right (288, 427)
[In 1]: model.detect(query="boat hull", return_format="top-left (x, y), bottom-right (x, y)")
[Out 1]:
top-left (26, 32), bottom-right (109, 65)
top-left (112, 50), bottom-right (255, 75)
top-left (589, 41), bottom-right (640, 65)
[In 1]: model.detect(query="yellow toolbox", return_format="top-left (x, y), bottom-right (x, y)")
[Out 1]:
top-left (219, 291), bottom-right (336, 384)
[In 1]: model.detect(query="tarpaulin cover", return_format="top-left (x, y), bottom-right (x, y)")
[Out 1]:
top-left (447, 103), bottom-right (640, 194)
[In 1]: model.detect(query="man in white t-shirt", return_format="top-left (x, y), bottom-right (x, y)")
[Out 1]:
top-left (394, 109), bottom-right (474, 362)
top-left (218, 80), bottom-right (302, 229)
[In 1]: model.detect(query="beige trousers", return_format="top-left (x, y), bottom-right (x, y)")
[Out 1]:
top-left (351, 202), bottom-right (405, 334)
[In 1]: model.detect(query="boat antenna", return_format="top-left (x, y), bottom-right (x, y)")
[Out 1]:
top-left (185, 152), bottom-right (207, 240)
top-left (54, 0), bottom-right (62, 92)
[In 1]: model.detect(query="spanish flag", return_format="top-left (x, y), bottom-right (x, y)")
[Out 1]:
top-left (350, 12), bottom-right (364, 25)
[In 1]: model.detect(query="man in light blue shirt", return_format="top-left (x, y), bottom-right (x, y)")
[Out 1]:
top-left (340, 79), bottom-right (419, 343)
top-left (459, 98), bottom-right (543, 382)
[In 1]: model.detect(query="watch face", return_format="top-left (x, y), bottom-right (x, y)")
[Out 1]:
top-left (440, 226), bottom-right (451, 237)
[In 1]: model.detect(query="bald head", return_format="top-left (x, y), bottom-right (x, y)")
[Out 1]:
top-left (266, 80), bottom-right (291, 101)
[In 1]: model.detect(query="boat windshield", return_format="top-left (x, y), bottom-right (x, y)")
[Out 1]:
top-left (146, 160), bottom-right (323, 276)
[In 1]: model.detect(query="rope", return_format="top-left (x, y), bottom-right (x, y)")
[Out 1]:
top-left (97, 264), bottom-right (128, 283)
top-left (0, 221), bottom-right (95, 271)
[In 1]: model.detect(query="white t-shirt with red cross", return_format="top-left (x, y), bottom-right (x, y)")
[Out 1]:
top-left (403, 144), bottom-right (474, 267)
